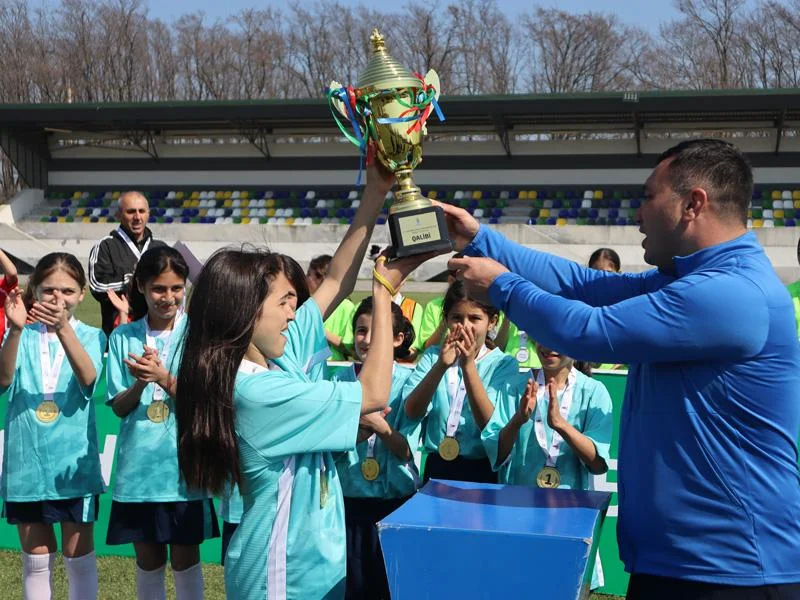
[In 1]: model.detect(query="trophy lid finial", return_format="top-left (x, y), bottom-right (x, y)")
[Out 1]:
top-left (370, 29), bottom-right (386, 52)
top-left (358, 30), bottom-right (420, 90)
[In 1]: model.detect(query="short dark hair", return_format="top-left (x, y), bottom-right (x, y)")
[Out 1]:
top-left (352, 296), bottom-right (415, 360)
top-left (657, 139), bottom-right (753, 224)
top-left (588, 247), bottom-right (621, 272)
top-left (308, 255), bottom-right (333, 280)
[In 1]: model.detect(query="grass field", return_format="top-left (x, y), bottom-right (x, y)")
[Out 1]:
top-left (0, 550), bottom-right (621, 599)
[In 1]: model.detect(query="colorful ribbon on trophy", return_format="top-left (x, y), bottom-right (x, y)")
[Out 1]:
top-left (325, 74), bottom-right (445, 185)
top-left (326, 84), bottom-right (370, 184)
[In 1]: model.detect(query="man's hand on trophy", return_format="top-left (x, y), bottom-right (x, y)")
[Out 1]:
top-left (447, 255), bottom-right (509, 305)
top-left (364, 142), bottom-right (395, 198)
top-left (430, 200), bottom-right (479, 252)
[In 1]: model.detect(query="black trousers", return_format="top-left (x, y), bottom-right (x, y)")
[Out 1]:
top-left (344, 496), bottom-right (411, 600)
top-left (627, 574), bottom-right (800, 600)
top-left (423, 452), bottom-right (497, 485)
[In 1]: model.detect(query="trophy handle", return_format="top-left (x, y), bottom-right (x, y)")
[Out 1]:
top-left (423, 70), bottom-right (441, 101)
top-left (327, 81), bottom-right (350, 120)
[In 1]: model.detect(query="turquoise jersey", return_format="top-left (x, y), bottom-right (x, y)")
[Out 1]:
top-left (224, 300), bottom-right (362, 600)
top-left (106, 315), bottom-right (207, 502)
top-left (1, 321), bottom-right (106, 501)
top-left (402, 346), bottom-right (520, 459)
top-left (482, 368), bottom-right (613, 489)
top-left (333, 364), bottom-right (420, 499)
top-left (221, 486), bottom-right (243, 524)
top-left (220, 317), bottom-right (330, 527)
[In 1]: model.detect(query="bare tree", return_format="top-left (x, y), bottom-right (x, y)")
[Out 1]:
top-left (448, 0), bottom-right (520, 94)
top-left (520, 8), bottom-right (645, 93)
top-left (383, 2), bottom-right (459, 92)
top-left (668, 0), bottom-right (748, 88)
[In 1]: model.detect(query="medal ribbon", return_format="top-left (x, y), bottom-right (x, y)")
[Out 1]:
top-left (533, 367), bottom-right (577, 468)
top-left (144, 313), bottom-right (184, 401)
top-left (366, 434), bottom-right (377, 458)
top-left (38, 317), bottom-right (78, 400)
top-left (444, 345), bottom-right (490, 438)
top-left (116, 227), bottom-right (151, 261)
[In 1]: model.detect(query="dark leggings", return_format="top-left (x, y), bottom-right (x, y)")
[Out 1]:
top-left (344, 496), bottom-right (411, 600)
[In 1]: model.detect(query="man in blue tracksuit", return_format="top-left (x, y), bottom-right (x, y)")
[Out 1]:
top-left (444, 139), bottom-right (800, 599)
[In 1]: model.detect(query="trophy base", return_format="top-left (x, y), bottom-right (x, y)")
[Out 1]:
top-left (388, 204), bottom-right (453, 258)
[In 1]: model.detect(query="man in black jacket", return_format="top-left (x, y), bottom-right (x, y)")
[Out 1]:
top-left (88, 191), bottom-right (166, 335)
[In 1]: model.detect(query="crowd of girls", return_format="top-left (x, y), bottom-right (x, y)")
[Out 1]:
top-left (0, 167), bottom-right (614, 600)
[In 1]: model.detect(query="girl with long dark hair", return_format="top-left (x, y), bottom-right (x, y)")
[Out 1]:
top-left (105, 246), bottom-right (218, 599)
top-left (176, 163), bottom-right (440, 599)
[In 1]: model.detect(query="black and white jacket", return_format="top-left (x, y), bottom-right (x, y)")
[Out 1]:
top-left (88, 227), bottom-right (166, 296)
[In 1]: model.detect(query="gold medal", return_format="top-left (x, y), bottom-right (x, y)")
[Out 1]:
top-left (438, 436), bottom-right (460, 461)
top-left (146, 400), bottom-right (169, 423)
top-left (361, 457), bottom-right (380, 481)
top-left (536, 466), bottom-right (561, 489)
top-left (35, 400), bottom-right (59, 423)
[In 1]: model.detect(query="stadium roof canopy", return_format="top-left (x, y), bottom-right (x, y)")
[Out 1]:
top-left (2, 88), bottom-right (799, 190)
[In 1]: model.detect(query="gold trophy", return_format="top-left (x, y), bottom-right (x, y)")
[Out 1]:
top-left (328, 30), bottom-right (452, 258)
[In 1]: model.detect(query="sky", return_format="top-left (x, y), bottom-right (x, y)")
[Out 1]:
top-left (142, 0), bottom-right (682, 33)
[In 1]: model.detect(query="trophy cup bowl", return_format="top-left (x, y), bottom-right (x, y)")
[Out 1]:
top-left (328, 30), bottom-right (453, 258)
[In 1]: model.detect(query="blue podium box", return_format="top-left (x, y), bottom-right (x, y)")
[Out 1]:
top-left (378, 480), bottom-right (612, 600)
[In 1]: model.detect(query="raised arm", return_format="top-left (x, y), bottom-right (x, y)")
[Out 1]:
top-left (359, 251), bottom-right (443, 414)
top-left (0, 249), bottom-right (18, 286)
top-left (490, 271), bottom-right (769, 365)
top-left (456, 326), bottom-right (494, 430)
top-left (313, 159), bottom-right (394, 319)
top-left (493, 378), bottom-right (537, 468)
top-left (0, 289), bottom-right (25, 388)
top-left (436, 201), bottom-right (671, 306)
